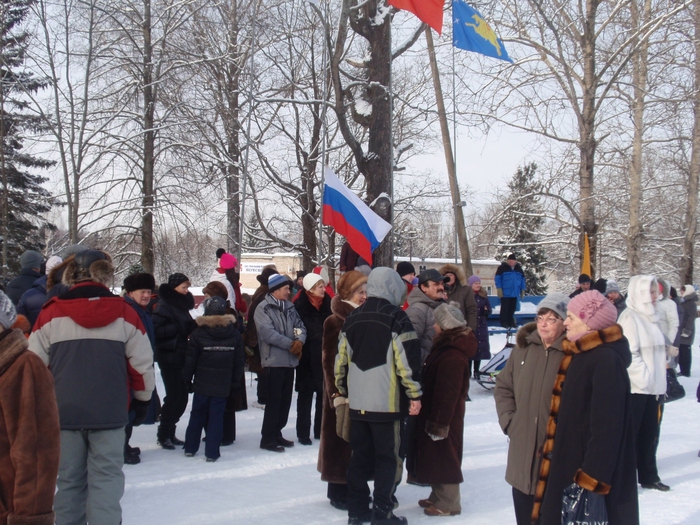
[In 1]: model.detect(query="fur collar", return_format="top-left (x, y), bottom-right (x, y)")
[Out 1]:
top-left (562, 324), bottom-right (624, 354)
top-left (330, 295), bottom-right (356, 320)
top-left (516, 322), bottom-right (538, 348)
top-left (195, 314), bottom-right (237, 328)
top-left (476, 288), bottom-right (488, 299)
top-left (158, 283), bottom-right (195, 311)
top-left (431, 326), bottom-right (473, 357)
top-left (0, 329), bottom-right (28, 377)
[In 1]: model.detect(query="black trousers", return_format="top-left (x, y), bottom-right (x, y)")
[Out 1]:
top-left (159, 366), bottom-right (189, 431)
top-left (679, 344), bottom-right (692, 377)
top-left (296, 385), bottom-right (323, 440)
top-left (347, 419), bottom-right (402, 518)
top-left (260, 367), bottom-right (294, 445)
top-left (500, 297), bottom-right (517, 328)
top-left (630, 393), bottom-right (661, 485)
top-left (257, 370), bottom-right (269, 404)
top-left (512, 487), bottom-right (535, 525)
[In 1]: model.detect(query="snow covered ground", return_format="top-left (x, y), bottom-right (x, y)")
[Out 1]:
top-left (123, 330), bottom-right (700, 525)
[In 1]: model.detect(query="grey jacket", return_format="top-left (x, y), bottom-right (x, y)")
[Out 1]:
top-left (254, 294), bottom-right (307, 368)
top-left (494, 322), bottom-right (566, 495)
top-left (406, 287), bottom-right (445, 364)
top-left (679, 291), bottom-right (698, 346)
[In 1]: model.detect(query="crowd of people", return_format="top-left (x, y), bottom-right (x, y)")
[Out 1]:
top-left (0, 245), bottom-right (698, 525)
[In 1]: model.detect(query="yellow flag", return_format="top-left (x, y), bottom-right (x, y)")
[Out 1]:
top-left (581, 233), bottom-right (591, 277)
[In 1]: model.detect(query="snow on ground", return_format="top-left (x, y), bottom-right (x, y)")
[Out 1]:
top-left (124, 330), bottom-right (700, 525)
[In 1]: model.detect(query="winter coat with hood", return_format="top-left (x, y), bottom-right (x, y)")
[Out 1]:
top-left (534, 326), bottom-right (638, 525)
top-left (494, 322), bottom-right (566, 495)
top-left (152, 283), bottom-right (197, 369)
top-left (618, 275), bottom-right (667, 396)
top-left (656, 278), bottom-right (679, 344)
top-left (494, 261), bottom-right (526, 298)
top-left (254, 293), bottom-right (307, 368)
top-left (183, 314), bottom-right (245, 398)
top-left (679, 286), bottom-right (698, 346)
top-left (0, 328), bottom-right (60, 525)
top-left (438, 263), bottom-right (477, 332)
top-left (29, 272), bottom-right (155, 430)
top-left (473, 288), bottom-right (492, 360)
top-left (294, 290), bottom-right (332, 393)
top-left (318, 296), bottom-right (355, 483)
top-left (406, 286), bottom-right (445, 365)
top-left (16, 274), bottom-right (48, 328)
top-left (412, 326), bottom-right (477, 485)
top-left (6, 268), bottom-right (42, 306)
top-left (335, 267), bottom-right (422, 421)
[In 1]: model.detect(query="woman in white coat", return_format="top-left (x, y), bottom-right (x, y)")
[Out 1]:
top-left (618, 275), bottom-right (672, 492)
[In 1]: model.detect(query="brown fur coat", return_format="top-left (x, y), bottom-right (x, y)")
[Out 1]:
top-left (0, 329), bottom-right (60, 525)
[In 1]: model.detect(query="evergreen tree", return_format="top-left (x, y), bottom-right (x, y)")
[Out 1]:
top-left (496, 163), bottom-right (548, 295)
top-left (1, 0), bottom-right (55, 278)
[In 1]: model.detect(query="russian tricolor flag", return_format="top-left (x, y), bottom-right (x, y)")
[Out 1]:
top-left (322, 168), bottom-right (392, 265)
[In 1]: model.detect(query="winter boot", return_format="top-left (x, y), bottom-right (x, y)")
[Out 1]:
top-left (157, 425), bottom-right (176, 450)
top-left (371, 507), bottom-right (407, 525)
top-left (170, 426), bottom-right (185, 446)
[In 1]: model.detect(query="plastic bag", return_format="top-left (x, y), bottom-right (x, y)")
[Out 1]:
top-left (561, 483), bottom-right (609, 525)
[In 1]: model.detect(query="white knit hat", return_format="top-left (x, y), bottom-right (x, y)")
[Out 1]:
top-left (303, 273), bottom-right (324, 292)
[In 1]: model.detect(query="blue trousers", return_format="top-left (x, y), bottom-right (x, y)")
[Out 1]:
top-left (184, 393), bottom-right (227, 459)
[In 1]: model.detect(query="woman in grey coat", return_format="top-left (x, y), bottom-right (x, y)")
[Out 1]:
top-left (678, 285), bottom-right (698, 377)
top-left (494, 292), bottom-right (569, 525)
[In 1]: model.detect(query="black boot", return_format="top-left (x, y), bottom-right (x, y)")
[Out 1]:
top-left (170, 426), bottom-right (185, 446)
top-left (157, 426), bottom-right (176, 450)
top-left (371, 507), bottom-right (407, 525)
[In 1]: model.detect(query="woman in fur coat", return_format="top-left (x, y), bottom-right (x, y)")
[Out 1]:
top-left (318, 271), bottom-right (367, 511)
top-left (412, 303), bottom-right (477, 517)
top-left (534, 290), bottom-right (638, 525)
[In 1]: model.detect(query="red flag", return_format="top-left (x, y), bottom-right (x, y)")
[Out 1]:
top-left (388, 0), bottom-right (444, 35)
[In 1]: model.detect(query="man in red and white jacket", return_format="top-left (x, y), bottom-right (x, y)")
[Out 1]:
top-left (29, 250), bottom-right (154, 525)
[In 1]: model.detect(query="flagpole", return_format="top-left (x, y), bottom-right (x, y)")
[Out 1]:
top-left (424, 26), bottom-right (473, 277)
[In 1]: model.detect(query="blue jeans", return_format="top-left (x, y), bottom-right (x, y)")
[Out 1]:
top-left (184, 394), bottom-right (227, 459)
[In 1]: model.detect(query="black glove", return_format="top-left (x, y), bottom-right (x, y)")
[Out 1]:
top-left (131, 398), bottom-right (151, 426)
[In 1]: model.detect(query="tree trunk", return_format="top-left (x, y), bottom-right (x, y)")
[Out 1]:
top-left (225, 1), bottom-right (240, 253)
top-left (681, 0), bottom-right (700, 285)
top-left (141, 0), bottom-right (155, 274)
top-left (1, 83), bottom-right (7, 280)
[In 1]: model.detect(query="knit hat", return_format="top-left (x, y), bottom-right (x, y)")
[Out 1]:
top-left (0, 291), bottom-right (17, 330)
top-left (20, 250), bottom-right (44, 269)
top-left (220, 253), bottom-right (238, 270)
top-left (537, 292), bottom-right (570, 321)
top-left (467, 275), bottom-right (481, 287)
top-left (203, 281), bottom-right (228, 300)
top-left (592, 278), bottom-right (607, 294)
top-left (683, 284), bottom-right (696, 298)
top-left (168, 273), bottom-right (190, 288)
top-left (337, 270), bottom-right (368, 301)
top-left (507, 253), bottom-right (517, 261)
top-left (303, 273), bottom-right (324, 292)
top-left (267, 273), bottom-right (291, 293)
top-left (203, 295), bottom-right (227, 316)
top-left (605, 280), bottom-right (621, 296)
top-left (578, 273), bottom-right (592, 284)
top-left (45, 255), bottom-right (63, 273)
top-left (256, 265), bottom-right (279, 285)
top-left (124, 272), bottom-right (156, 293)
top-left (216, 248), bottom-right (226, 259)
top-left (568, 290), bottom-right (618, 331)
top-left (434, 302), bottom-right (466, 330)
top-left (396, 261), bottom-right (416, 277)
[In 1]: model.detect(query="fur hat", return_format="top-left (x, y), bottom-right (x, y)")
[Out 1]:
top-left (568, 290), bottom-right (618, 331)
top-left (20, 250), bottom-right (44, 269)
top-left (216, 248), bottom-right (226, 259)
top-left (605, 280), bottom-right (621, 295)
top-left (337, 270), bottom-right (368, 301)
top-left (203, 296), bottom-right (227, 316)
top-left (537, 292), bottom-right (570, 321)
top-left (168, 273), bottom-right (190, 288)
top-left (434, 302), bottom-right (466, 330)
top-left (303, 273), bottom-right (324, 292)
top-left (123, 272), bottom-right (156, 293)
top-left (296, 270), bottom-right (307, 279)
top-left (256, 265), bottom-right (279, 285)
top-left (267, 273), bottom-right (291, 293)
top-left (203, 281), bottom-right (228, 300)
top-left (220, 253), bottom-right (238, 270)
top-left (0, 290), bottom-right (17, 330)
top-left (467, 275), bottom-right (481, 287)
top-left (62, 249), bottom-right (113, 286)
top-left (396, 261), bottom-right (416, 277)
top-left (439, 263), bottom-right (465, 286)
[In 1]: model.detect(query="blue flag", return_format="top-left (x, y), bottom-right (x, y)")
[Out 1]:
top-left (452, 0), bottom-right (512, 62)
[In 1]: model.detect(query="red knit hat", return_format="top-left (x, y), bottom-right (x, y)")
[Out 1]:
top-left (220, 253), bottom-right (238, 270)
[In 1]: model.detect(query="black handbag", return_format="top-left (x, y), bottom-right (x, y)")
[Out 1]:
top-left (562, 483), bottom-right (609, 525)
top-left (665, 368), bottom-right (686, 403)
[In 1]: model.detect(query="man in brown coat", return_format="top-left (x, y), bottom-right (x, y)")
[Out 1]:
top-left (0, 290), bottom-right (60, 525)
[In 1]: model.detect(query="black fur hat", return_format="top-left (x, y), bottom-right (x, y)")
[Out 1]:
top-left (123, 272), bottom-right (156, 293)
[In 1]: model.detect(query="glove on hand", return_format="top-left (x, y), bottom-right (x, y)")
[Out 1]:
top-left (666, 345), bottom-right (679, 358)
top-left (131, 398), bottom-right (151, 426)
top-left (290, 339), bottom-right (303, 358)
top-left (520, 290), bottom-right (525, 299)
top-left (497, 288), bottom-right (503, 298)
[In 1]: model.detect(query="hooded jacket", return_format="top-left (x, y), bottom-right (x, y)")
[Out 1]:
top-left (28, 282), bottom-right (155, 430)
top-left (335, 267), bottom-right (422, 421)
top-left (439, 263), bottom-right (478, 331)
top-left (618, 275), bottom-right (667, 396)
top-left (254, 293), bottom-right (307, 368)
top-left (494, 322), bottom-right (566, 495)
top-left (406, 286), bottom-right (445, 364)
top-left (679, 288), bottom-right (698, 346)
top-left (655, 278), bottom-right (679, 344)
top-left (0, 328), bottom-right (60, 525)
